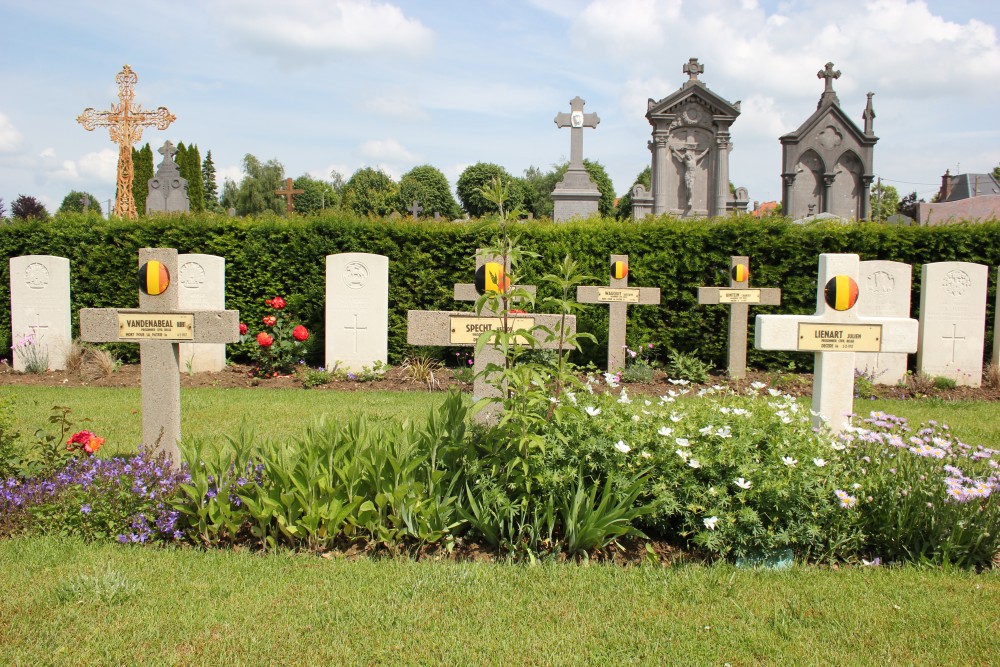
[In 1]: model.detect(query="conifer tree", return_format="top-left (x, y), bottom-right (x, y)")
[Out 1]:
top-left (184, 144), bottom-right (205, 213)
top-left (202, 150), bottom-right (221, 212)
top-left (131, 143), bottom-right (154, 215)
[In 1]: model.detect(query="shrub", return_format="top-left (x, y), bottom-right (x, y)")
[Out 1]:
top-left (456, 163), bottom-right (524, 217)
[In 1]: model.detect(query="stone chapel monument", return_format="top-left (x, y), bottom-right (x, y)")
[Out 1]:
top-left (780, 63), bottom-right (878, 221)
top-left (634, 58), bottom-right (747, 219)
top-left (146, 140), bottom-right (190, 214)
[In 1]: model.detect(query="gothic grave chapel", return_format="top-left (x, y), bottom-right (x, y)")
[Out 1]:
top-left (639, 58), bottom-right (748, 219)
top-left (780, 62), bottom-right (878, 221)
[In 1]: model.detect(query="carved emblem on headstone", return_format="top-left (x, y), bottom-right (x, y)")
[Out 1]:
top-left (343, 261), bottom-right (369, 289)
top-left (818, 126), bottom-right (843, 149)
top-left (179, 262), bottom-right (206, 289)
top-left (24, 263), bottom-right (50, 289)
top-left (571, 111), bottom-right (583, 128)
top-left (866, 270), bottom-right (895, 294)
top-left (942, 269), bottom-right (972, 297)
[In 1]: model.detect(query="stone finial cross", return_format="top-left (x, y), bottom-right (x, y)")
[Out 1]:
top-left (554, 96), bottom-right (600, 170)
top-left (77, 65), bottom-right (176, 220)
top-left (576, 254), bottom-right (660, 374)
top-left (79, 248), bottom-right (240, 466)
top-left (683, 57), bottom-right (704, 82)
top-left (275, 177), bottom-right (304, 215)
top-left (755, 254), bottom-right (918, 433)
top-left (817, 62), bottom-right (841, 93)
top-left (698, 256), bottom-right (781, 379)
top-left (158, 140), bottom-right (178, 164)
top-left (408, 200), bottom-right (423, 218)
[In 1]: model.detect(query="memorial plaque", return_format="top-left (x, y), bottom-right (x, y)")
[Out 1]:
top-left (449, 316), bottom-right (535, 344)
top-left (118, 313), bottom-right (194, 340)
top-left (718, 289), bottom-right (762, 304)
top-left (797, 323), bottom-right (882, 352)
top-left (595, 287), bottom-right (641, 303)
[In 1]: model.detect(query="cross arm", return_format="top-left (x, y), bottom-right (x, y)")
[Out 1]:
top-left (576, 285), bottom-right (660, 305)
top-left (754, 313), bottom-right (918, 353)
top-left (80, 308), bottom-right (240, 343)
top-left (454, 284), bottom-right (538, 302)
top-left (698, 287), bottom-right (781, 305)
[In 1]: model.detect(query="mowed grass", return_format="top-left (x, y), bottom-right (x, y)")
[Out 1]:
top-left (0, 536), bottom-right (997, 666)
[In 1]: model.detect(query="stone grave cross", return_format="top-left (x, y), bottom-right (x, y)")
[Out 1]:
top-left (408, 200), bottom-right (423, 218)
top-left (683, 57), bottom-right (704, 82)
top-left (79, 248), bottom-right (240, 465)
top-left (576, 254), bottom-right (660, 374)
top-left (554, 96), bottom-right (599, 171)
top-left (275, 177), bottom-right (304, 215)
top-left (754, 253), bottom-right (918, 433)
top-left (698, 256), bottom-right (781, 378)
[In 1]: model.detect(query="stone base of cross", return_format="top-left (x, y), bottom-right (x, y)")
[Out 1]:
top-left (79, 248), bottom-right (240, 466)
top-left (698, 256), bottom-right (781, 378)
top-left (754, 253), bottom-right (918, 433)
top-left (576, 254), bottom-right (660, 373)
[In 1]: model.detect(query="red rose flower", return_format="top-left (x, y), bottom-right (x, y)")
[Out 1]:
top-left (264, 298), bottom-right (272, 307)
top-left (67, 430), bottom-right (104, 455)
top-left (292, 325), bottom-right (309, 342)
top-left (84, 435), bottom-right (105, 454)
top-left (239, 322), bottom-right (248, 335)
top-left (262, 315), bottom-right (277, 327)
top-left (270, 296), bottom-right (286, 310)
top-left (257, 332), bottom-right (274, 347)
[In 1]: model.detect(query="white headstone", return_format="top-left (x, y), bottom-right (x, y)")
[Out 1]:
top-left (177, 254), bottom-right (227, 373)
top-left (325, 253), bottom-right (388, 372)
top-left (917, 261), bottom-right (988, 387)
top-left (10, 255), bottom-right (71, 371)
top-left (855, 260), bottom-right (912, 385)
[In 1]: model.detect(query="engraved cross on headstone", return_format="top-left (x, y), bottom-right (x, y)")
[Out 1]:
top-left (698, 257), bottom-right (781, 379)
top-left (942, 324), bottom-right (965, 363)
top-left (344, 314), bottom-right (368, 354)
top-left (79, 248), bottom-right (240, 466)
top-left (275, 177), bottom-right (304, 215)
top-left (27, 312), bottom-right (50, 339)
top-left (554, 96), bottom-right (600, 170)
top-left (577, 254), bottom-right (660, 374)
top-left (683, 57), bottom-right (704, 82)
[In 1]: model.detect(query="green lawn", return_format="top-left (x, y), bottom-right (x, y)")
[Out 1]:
top-left (0, 536), bottom-right (996, 666)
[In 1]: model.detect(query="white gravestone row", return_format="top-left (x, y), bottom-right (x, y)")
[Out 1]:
top-left (177, 254), bottom-right (227, 373)
top-left (325, 253), bottom-right (388, 372)
top-left (916, 261), bottom-right (989, 387)
top-left (9, 255), bottom-right (72, 371)
top-left (854, 260), bottom-right (911, 385)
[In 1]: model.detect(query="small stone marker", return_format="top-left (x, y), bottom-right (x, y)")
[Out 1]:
top-left (177, 254), bottom-right (227, 373)
top-left (325, 253), bottom-right (389, 372)
top-left (408, 200), bottom-right (423, 218)
top-left (755, 253), bottom-right (918, 432)
top-left (917, 261), bottom-right (988, 386)
top-left (275, 177), bottom-right (304, 215)
top-left (855, 260), bottom-right (912, 384)
top-left (10, 255), bottom-right (71, 371)
top-left (698, 256), bottom-right (781, 378)
top-left (79, 248), bottom-right (240, 465)
top-left (577, 254), bottom-right (660, 373)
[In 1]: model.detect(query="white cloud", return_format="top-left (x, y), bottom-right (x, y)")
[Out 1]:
top-left (360, 94), bottom-right (429, 120)
top-left (49, 149), bottom-right (117, 183)
top-left (0, 113), bottom-right (22, 153)
top-left (359, 138), bottom-right (418, 163)
top-left (39, 147), bottom-right (55, 159)
top-left (216, 0), bottom-right (434, 62)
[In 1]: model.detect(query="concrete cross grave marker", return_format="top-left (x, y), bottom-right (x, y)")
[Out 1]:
top-left (754, 254), bottom-right (918, 433)
top-left (408, 200), bottom-right (423, 218)
top-left (577, 254), bottom-right (660, 374)
top-left (408, 250), bottom-right (574, 424)
top-left (79, 248), bottom-right (240, 465)
top-left (698, 256), bottom-right (781, 379)
top-left (552, 96), bottom-right (601, 222)
top-left (275, 177), bottom-right (304, 215)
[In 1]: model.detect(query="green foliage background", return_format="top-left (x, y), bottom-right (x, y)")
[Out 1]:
top-left (2, 214), bottom-right (999, 371)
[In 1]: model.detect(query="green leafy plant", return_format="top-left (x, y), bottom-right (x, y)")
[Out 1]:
top-left (12, 333), bottom-right (48, 374)
top-left (299, 366), bottom-right (334, 388)
top-left (621, 343), bottom-right (657, 383)
top-left (667, 349), bottom-right (712, 384)
top-left (241, 296), bottom-right (310, 378)
top-left (933, 376), bottom-right (957, 390)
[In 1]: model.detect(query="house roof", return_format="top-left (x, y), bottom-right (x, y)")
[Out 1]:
top-left (943, 173), bottom-right (1000, 201)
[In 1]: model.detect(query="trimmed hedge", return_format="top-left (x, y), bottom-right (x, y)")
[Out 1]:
top-left (2, 212), bottom-right (998, 372)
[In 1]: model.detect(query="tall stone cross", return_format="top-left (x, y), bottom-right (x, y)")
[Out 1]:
top-left (683, 57), bottom-right (704, 82)
top-left (817, 62), bottom-right (842, 106)
top-left (77, 65), bottom-right (175, 220)
top-left (554, 96), bottom-right (599, 171)
top-left (408, 200), bottom-right (423, 218)
top-left (408, 250), bottom-right (575, 424)
top-left (79, 248), bottom-right (240, 466)
top-left (576, 254), bottom-right (660, 374)
top-left (275, 178), bottom-right (304, 215)
top-left (755, 254), bottom-right (918, 433)
top-left (698, 256), bottom-right (781, 379)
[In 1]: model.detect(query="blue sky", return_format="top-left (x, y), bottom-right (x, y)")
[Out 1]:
top-left (1, 0), bottom-right (998, 215)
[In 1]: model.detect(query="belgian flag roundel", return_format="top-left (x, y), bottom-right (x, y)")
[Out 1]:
top-left (731, 264), bottom-right (750, 283)
top-left (824, 275), bottom-right (859, 311)
top-left (611, 260), bottom-right (628, 280)
top-left (474, 262), bottom-right (508, 295)
top-left (139, 260), bottom-right (170, 296)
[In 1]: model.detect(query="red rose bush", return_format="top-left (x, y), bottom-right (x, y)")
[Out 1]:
top-left (240, 296), bottom-right (310, 377)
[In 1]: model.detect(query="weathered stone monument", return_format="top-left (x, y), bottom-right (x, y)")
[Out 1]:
top-left (780, 63), bottom-right (877, 221)
top-left (9, 255), bottom-right (71, 371)
top-left (408, 200), bottom-right (423, 219)
top-left (325, 253), bottom-right (389, 372)
top-left (275, 178), bottom-right (304, 215)
top-left (755, 254), bottom-right (918, 432)
top-left (916, 261), bottom-right (988, 386)
top-left (698, 257), bottom-right (781, 378)
top-left (576, 255), bottom-right (660, 373)
top-left (80, 249), bottom-right (239, 464)
top-left (855, 260), bottom-right (911, 384)
top-left (641, 58), bottom-right (746, 218)
top-left (552, 96), bottom-right (601, 222)
top-left (177, 254), bottom-right (226, 373)
top-left (146, 140), bottom-right (190, 214)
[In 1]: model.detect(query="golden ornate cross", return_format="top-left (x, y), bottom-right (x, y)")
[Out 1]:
top-left (77, 65), bottom-right (175, 220)
top-left (275, 177), bottom-right (304, 215)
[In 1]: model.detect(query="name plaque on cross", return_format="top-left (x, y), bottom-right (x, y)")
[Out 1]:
top-left (449, 316), bottom-right (535, 344)
top-left (717, 289), bottom-right (761, 304)
top-left (118, 313), bottom-right (194, 340)
top-left (797, 323), bottom-right (882, 352)
top-left (595, 287), bottom-right (641, 303)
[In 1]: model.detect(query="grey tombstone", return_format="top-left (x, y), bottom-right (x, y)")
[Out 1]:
top-left (146, 140), bottom-right (190, 214)
top-left (551, 96), bottom-right (601, 222)
top-left (80, 248), bottom-right (240, 465)
top-left (177, 254), bottom-right (227, 373)
top-left (855, 260), bottom-right (912, 384)
top-left (577, 254), bottom-right (660, 373)
top-left (9, 255), bottom-right (71, 371)
top-left (698, 256), bottom-right (781, 379)
top-left (325, 253), bottom-right (389, 372)
top-left (408, 200), bottom-right (423, 218)
top-left (917, 262), bottom-right (988, 386)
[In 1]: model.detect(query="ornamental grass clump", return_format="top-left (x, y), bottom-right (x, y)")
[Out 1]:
top-left (839, 412), bottom-right (999, 567)
top-left (240, 296), bottom-right (310, 377)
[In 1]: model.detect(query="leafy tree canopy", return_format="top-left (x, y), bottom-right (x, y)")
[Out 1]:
top-left (870, 182), bottom-right (899, 222)
top-left (222, 154), bottom-right (285, 217)
top-left (11, 194), bottom-right (49, 221)
top-left (399, 165), bottom-right (460, 218)
top-left (342, 167), bottom-right (400, 217)
top-left (57, 191), bottom-right (102, 215)
top-left (292, 174), bottom-right (340, 214)
top-left (456, 162), bottom-right (523, 217)
top-left (0, 198), bottom-right (5, 218)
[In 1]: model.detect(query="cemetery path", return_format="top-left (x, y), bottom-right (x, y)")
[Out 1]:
top-left (1, 362), bottom-right (999, 401)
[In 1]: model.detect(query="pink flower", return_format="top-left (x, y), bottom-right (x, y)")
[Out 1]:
top-left (292, 325), bottom-right (309, 342)
top-left (262, 315), bottom-right (277, 327)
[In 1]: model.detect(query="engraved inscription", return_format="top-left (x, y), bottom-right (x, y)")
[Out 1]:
top-left (596, 287), bottom-right (640, 303)
top-left (343, 261), bottom-right (369, 290)
top-left (865, 270), bottom-right (894, 295)
top-left (117, 313), bottom-right (194, 340)
top-left (797, 323), bottom-right (883, 352)
top-left (942, 269), bottom-right (972, 297)
top-left (179, 262), bottom-right (206, 289)
top-left (449, 317), bottom-right (534, 345)
top-left (24, 263), bottom-right (50, 289)
top-left (718, 289), bottom-right (761, 304)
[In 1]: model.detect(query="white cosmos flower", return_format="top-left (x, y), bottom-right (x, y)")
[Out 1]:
top-left (618, 387), bottom-right (631, 404)
top-left (699, 425), bottom-right (714, 435)
top-left (782, 456), bottom-right (798, 467)
top-left (658, 426), bottom-right (673, 437)
top-left (831, 442), bottom-right (846, 451)
top-left (751, 381), bottom-right (767, 390)
top-left (732, 408), bottom-right (749, 416)
top-left (632, 415), bottom-right (641, 422)
top-left (813, 458), bottom-right (828, 467)
top-left (670, 412), bottom-right (685, 422)
top-left (566, 392), bottom-right (577, 405)
top-left (675, 449), bottom-right (690, 461)
top-left (735, 477), bottom-right (752, 489)
top-left (585, 406), bottom-right (601, 417)
top-left (768, 388), bottom-right (782, 397)
top-left (675, 438), bottom-right (690, 447)
top-left (719, 407), bottom-right (732, 414)
top-left (615, 440), bottom-right (631, 454)
top-left (641, 450), bottom-right (652, 459)
top-left (703, 516), bottom-right (719, 530)
top-left (604, 372), bottom-right (620, 388)
top-left (781, 417), bottom-right (793, 424)
top-left (668, 378), bottom-right (690, 385)
top-left (644, 400), bottom-right (652, 406)
top-left (716, 426), bottom-right (732, 438)
top-left (688, 459), bottom-right (701, 468)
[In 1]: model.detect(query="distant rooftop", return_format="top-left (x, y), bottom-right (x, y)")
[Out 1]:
top-left (942, 172), bottom-right (1000, 202)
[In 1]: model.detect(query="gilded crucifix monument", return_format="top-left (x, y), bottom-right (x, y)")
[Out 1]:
top-left (77, 65), bottom-right (176, 220)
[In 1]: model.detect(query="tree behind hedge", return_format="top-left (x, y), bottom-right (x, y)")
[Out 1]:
top-left (131, 143), bottom-right (154, 215)
top-left (456, 162), bottom-right (523, 217)
top-left (57, 191), bottom-right (102, 215)
top-left (178, 143), bottom-right (205, 213)
top-left (202, 151), bottom-right (221, 212)
top-left (11, 195), bottom-right (49, 220)
top-left (293, 174), bottom-right (340, 214)
top-left (227, 154), bottom-right (285, 216)
top-left (342, 167), bottom-right (399, 217)
top-left (399, 165), bottom-right (460, 218)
